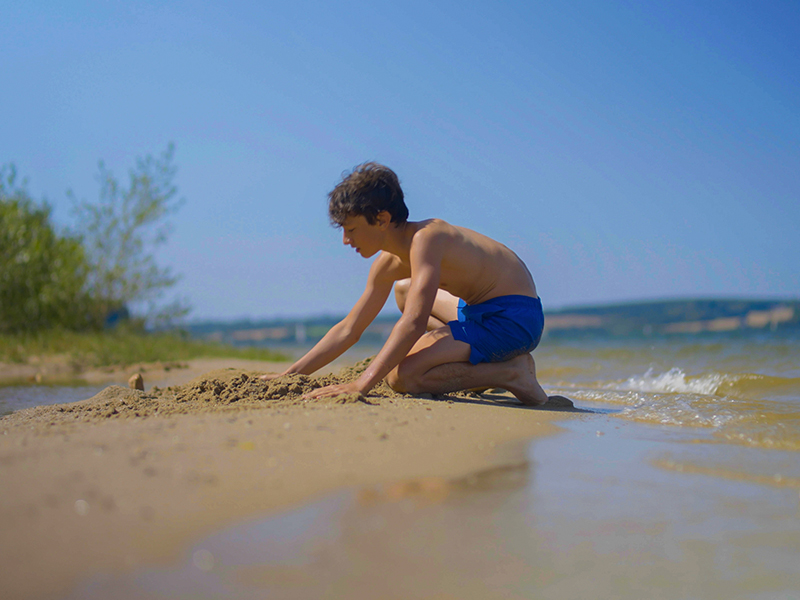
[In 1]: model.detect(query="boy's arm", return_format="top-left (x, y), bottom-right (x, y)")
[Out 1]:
top-left (306, 231), bottom-right (443, 397)
top-left (263, 256), bottom-right (395, 378)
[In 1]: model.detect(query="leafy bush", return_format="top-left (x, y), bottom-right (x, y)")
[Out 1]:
top-left (1, 145), bottom-right (188, 333)
top-left (0, 166), bottom-right (92, 332)
top-left (71, 143), bottom-right (189, 328)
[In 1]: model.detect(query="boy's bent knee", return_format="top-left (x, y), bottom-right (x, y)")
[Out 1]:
top-left (394, 278), bottom-right (410, 313)
top-left (386, 363), bottom-right (420, 394)
top-left (385, 368), bottom-right (405, 393)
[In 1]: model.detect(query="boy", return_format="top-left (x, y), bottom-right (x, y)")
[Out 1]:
top-left (264, 162), bottom-right (549, 406)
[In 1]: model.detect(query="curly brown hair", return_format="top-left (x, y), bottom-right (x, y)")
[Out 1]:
top-left (328, 162), bottom-right (409, 227)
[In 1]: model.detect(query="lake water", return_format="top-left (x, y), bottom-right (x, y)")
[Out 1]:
top-left (0, 383), bottom-right (108, 417)
top-left (538, 329), bottom-right (800, 453)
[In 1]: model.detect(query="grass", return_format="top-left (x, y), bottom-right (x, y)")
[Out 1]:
top-left (0, 328), bottom-right (289, 370)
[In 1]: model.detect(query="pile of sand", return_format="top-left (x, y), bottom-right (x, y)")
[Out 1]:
top-left (5, 358), bottom-right (415, 427)
top-left (4, 356), bottom-right (575, 431)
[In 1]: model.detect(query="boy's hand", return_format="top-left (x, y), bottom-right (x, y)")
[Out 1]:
top-left (302, 382), bottom-right (364, 400)
top-left (258, 372), bottom-right (285, 381)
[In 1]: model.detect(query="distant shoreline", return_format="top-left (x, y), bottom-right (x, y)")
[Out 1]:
top-left (185, 298), bottom-right (800, 345)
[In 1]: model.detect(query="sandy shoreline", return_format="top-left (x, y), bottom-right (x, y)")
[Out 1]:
top-left (0, 358), bottom-right (570, 600)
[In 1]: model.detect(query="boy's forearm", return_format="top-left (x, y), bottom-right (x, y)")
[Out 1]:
top-left (352, 315), bottom-right (425, 393)
top-left (285, 322), bottom-right (356, 375)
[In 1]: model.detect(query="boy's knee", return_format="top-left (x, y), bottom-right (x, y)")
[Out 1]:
top-left (385, 366), bottom-right (406, 393)
top-left (394, 278), bottom-right (410, 313)
top-left (386, 363), bottom-right (419, 394)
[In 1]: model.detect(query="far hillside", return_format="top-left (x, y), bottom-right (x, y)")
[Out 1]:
top-left (185, 298), bottom-right (800, 346)
top-left (545, 298), bottom-right (799, 337)
top-left (185, 315), bottom-right (397, 348)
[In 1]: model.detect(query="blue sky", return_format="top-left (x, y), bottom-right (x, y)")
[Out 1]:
top-left (2, 0), bottom-right (798, 319)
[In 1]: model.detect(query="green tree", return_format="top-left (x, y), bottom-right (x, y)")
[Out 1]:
top-left (71, 143), bottom-right (189, 328)
top-left (0, 165), bottom-right (91, 332)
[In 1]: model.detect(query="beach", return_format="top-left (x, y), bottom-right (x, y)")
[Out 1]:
top-left (3, 332), bottom-right (800, 599)
top-left (0, 358), bottom-right (566, 600)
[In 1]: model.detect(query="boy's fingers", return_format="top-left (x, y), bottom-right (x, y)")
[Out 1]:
top-left (302, 384), bottom-right (348, 400)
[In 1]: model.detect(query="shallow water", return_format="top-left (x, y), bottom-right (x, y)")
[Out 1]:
top-left (538, 330), bottom-right (800, 452)
top-left (0, 384), bottom-right (108, 417)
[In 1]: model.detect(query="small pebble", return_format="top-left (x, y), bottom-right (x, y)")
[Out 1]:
top-left (193, 549), bottom-right (214, 571)
top-left (74, 499), bottom-right (89, 516)
top-left (128, 373), bottom-right (144, 391)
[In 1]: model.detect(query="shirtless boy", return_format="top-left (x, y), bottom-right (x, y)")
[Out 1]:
top-left (266, 162), bottom-right (549, 406)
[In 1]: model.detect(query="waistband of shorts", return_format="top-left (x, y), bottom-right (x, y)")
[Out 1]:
top-left (463, 294), bottom-right (541, 308)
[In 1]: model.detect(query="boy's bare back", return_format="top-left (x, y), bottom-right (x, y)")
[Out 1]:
top-left (373, 218), bottom-right (538, 305)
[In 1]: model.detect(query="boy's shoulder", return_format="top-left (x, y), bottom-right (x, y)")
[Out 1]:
top-left (414, 217), bottom-right (449, 231)
top-left (410, 218), bottom-right (458, 243)
top-left (370, 219), bottom-right (464, 283)
top-left (370, 249), bottom-right (409, 283)
top-left (411, 219), bottom-right (481, 255)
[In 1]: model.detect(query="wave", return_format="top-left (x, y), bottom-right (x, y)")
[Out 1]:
top-left (553, 367), bottom-right (800, 452)
top-left (618, 368), bottom-right (727, 396)
top-left (614, 368), bottom-right (800, 401)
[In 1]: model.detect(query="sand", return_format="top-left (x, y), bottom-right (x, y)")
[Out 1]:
top-left (0, 358), bottom-right (571, 600)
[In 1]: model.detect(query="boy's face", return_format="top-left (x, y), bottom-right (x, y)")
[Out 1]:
top-left (341, 214), bottom-right (385, 258)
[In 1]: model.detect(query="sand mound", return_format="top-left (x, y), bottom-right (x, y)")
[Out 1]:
top-left (3, 358), bottom-right (408, 427)
top-left (1, 356), bottom-right (573, 430)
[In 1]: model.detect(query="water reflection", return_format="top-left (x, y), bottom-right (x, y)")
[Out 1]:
top-left (0, 384), bottom-right (107, 416)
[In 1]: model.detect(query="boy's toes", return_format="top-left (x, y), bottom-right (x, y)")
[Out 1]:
top-left (546, 395), bottom-right (575, 408)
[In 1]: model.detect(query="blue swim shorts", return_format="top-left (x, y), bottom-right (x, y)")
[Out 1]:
top-left (448, 295), bottom-right (544, 365)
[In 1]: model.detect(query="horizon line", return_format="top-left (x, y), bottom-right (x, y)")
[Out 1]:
top-left (183, 295), bottom-right (800, 325)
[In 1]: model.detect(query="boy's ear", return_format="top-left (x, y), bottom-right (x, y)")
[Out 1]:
top-left (376, 210), bottom-right (392, 229)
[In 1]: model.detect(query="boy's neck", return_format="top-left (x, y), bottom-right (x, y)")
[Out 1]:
top-left (381, 220), bottom-right (418, 261)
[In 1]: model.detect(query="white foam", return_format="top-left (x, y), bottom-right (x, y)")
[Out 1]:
top-left (617, 367), bottom-right (726, 396)
top-left (619, 400), bottom-right (737, 428)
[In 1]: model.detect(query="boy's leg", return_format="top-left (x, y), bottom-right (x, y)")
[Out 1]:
top-left (394, 278), bottom-right (459, 330)
top-left (385, 326), bottom-right (549, 406)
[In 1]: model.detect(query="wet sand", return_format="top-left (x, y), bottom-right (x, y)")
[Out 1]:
top-left (0, 358), bottom-right (568, 600)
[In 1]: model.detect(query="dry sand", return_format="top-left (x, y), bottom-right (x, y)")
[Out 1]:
top-left (0, 358), bottom-right (572, 600)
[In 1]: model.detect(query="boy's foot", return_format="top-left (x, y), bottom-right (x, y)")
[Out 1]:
top-left (545, 395), bottom-right (575, 408)
top-left (504, 353), bottom-right (549, 406)
top-left (467, 386), bottom-right (492, 394)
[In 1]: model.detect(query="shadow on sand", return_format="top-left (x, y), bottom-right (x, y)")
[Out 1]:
top-left (437, 392), bottom-right (594, 414)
